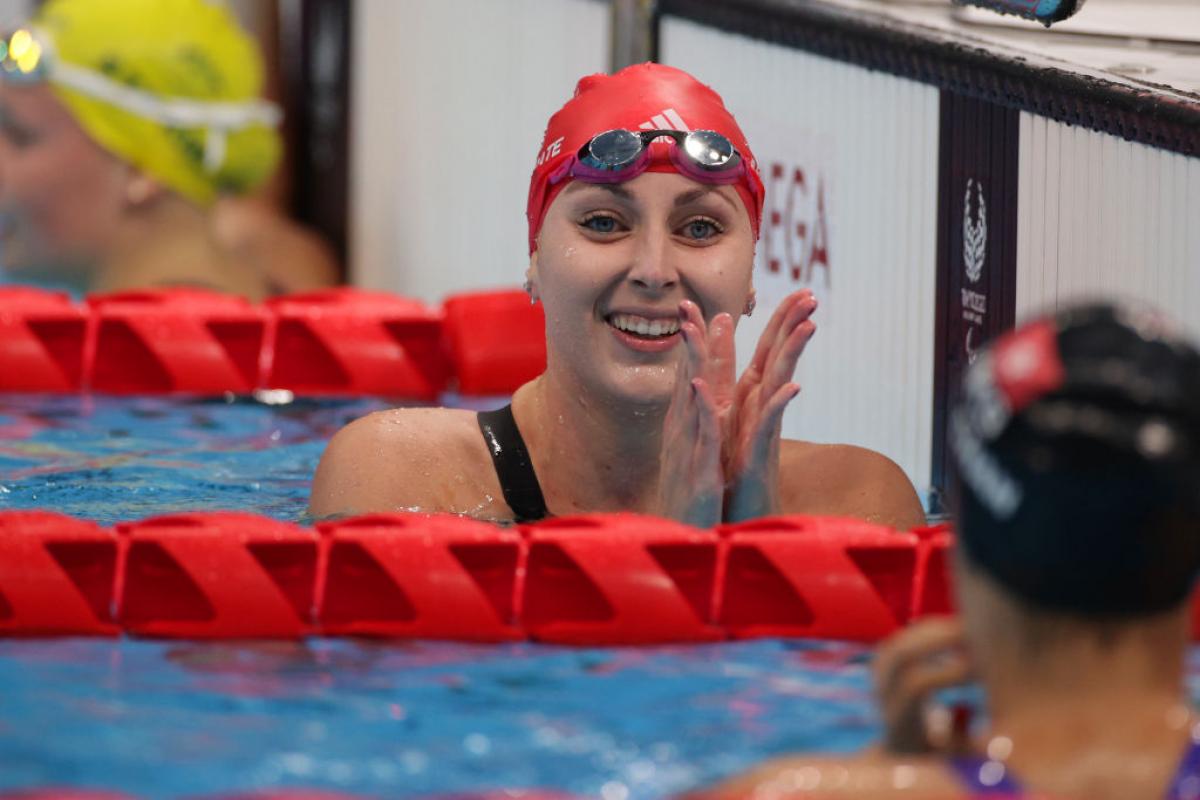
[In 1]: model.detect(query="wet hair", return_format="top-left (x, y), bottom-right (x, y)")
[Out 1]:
top-left (951, 302), bottom-right (1200, 617)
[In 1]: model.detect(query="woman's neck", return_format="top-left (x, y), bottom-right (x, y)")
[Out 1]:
top-left (94, 197), bottom-right (264, 300)
top-left (979, 612), bottom-right (1192, 786)
top-left (512, 366), bottom-right (672, 516)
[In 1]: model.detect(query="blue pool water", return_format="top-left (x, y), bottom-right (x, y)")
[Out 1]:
top-left (0, 638), bottom-right (877, 797)
top-left (2, 393), bottom-right (1198, 797)
top-left (0, 393), bottom-right (391, 525)
top-left (0, 393), bottom-right (881, 797)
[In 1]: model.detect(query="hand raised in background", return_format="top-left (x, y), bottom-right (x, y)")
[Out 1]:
top-left (874, 617), bottom-right (974, 755)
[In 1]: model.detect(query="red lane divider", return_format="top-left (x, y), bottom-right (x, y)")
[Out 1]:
top-left (717, 517), bottom-right (918, 642)
top-left (0, 288), bottom-right (88, 391)
top-left (316, 514), bottom-right (524, 641)
top-left (0, 286), bottom-right (545, 397)
top-left (443, 289), bottom-right (546, 395)
top-left (522, 515), bottom-right (724, 645)
top-left (0, 510), bottom-right (958, 643)
top-left (0, 512), bottom-right (118, 636)
top-left (117, 514), bottom-right (318, 639)
top-left (265, 289), bottom-right (447, 399)
top-left (911, 522), bottom-right (955, 619)
top-left (89, 290), bottom-right (267, 394)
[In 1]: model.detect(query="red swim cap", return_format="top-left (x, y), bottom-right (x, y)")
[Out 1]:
top-left (526, 63), bottom-right (764, 254)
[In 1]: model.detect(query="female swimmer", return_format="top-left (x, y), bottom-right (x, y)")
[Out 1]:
top-left (0, 0), bottom-right (285, 299)
top-left (696, 302), bottom-right (1200, 799)
top-left (310, 64), bottom-right (925, 529)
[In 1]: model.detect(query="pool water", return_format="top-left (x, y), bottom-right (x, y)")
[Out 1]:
top-left (0, 393), bottom-right (882, 797)
top-left (0, 638), bottom-right (878, 797)
top-left (0, 393), bottom-right (392, 526)
top-left (2, 393), bottom-right (1199, 797)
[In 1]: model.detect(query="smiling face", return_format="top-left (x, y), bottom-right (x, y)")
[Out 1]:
top-left (530, 170), bottom-right (756, 405)
top-left (0, 83), bottom-right (131, 282)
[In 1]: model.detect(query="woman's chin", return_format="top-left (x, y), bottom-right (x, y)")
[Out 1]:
top-left (600, 366), bottom-right (677, 409)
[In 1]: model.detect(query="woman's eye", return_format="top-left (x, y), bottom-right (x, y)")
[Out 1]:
top-left (681, 218), bottom-right (722, 241)
top-left (581, 214), bottom-right (621, 234)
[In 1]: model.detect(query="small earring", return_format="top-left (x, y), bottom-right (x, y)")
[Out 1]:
top-left (523, 279), bottom-right (537, 305)
top-left (744, 297), bottom-right (756, 317)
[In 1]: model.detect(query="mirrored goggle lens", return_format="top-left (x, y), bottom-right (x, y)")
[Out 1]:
top-left (583, 129), bottom-right (645, 170)
top-left (0, 29), bottom-right (48, 81)
top-left (683, 130), bottom-right (736, 169)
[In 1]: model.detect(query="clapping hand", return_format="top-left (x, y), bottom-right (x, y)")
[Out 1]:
top-left (656, 290), bottom-right (817, 525)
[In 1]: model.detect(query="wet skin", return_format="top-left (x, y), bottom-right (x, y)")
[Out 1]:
top-left (309, 172), bottom-right (925, 528)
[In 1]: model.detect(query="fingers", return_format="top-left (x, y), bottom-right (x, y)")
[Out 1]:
top-left (657, 378), bottom-right (722, 528)
top-left (678, 299), bottom-right (707, 337)
top-left (680, 320), bottom-right (708, 374)
top-left (873, 618), bottom-right (966, 696)
top-left (692, 378), bottom-right (722, 465)
top-left (873, 618), bottom-right (972, 755)
top-left (881, 650), bottom-right (973, 754)
top-left (707, 313), bottom-right (737, 406)
top-left (739, 292), bottom-right (817, 420)
top-left (682, 299), bottom-right (737, 409)
top-left (759, 317), bottom-right (816, 406)
top-left (744, 382), bottom-right (800, 465)
top-left (747, 290), bottom-right (807, 375)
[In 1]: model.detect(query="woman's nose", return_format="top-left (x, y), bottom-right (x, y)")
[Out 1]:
top-left (626, 230), bottom-right (678, 290)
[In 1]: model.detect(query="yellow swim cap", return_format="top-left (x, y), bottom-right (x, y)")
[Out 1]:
top-left (28, 0), bottom-right (282, 206)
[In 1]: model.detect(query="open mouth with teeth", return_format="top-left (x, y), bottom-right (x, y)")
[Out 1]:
top-left (606, 312), bottom-right (682, 340)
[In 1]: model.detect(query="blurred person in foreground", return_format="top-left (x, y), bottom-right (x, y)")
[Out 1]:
top-left (0, 0), bottom-right (334, 300)
top-left (693, 302), bottom-right (1200, 799)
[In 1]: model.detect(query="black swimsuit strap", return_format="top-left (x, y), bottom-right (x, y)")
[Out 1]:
top-left (477, 404), bottom-right (548, 523)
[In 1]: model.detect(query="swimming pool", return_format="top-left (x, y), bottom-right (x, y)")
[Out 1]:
top-left (0, 393), bottom-right (877, 797)
top-left (1, 393), bottom-right (1197, 797)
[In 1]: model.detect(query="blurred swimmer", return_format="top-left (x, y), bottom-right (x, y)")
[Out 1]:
top-left (693, 302), bottom-right (1200, 799)
top-left (212, 195), bottom-right (340, 294)
top-left (0, 0), bottom-right (288, 299)
top-left (310, 64), bottom-right (924, 528)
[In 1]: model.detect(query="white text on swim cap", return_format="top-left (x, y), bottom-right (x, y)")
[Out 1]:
top-left (537, 137), bottom-right (565, 166)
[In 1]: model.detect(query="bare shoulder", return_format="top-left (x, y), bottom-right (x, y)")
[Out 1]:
top-left (308, 406), bottom-right (492, 519)
top-left (778, 440), bottom-right (926, 530)
top-left (682, 752), bottom-right (963, 799)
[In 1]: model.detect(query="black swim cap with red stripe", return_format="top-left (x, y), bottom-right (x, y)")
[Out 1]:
top-left (951, 302), bottom-right (1200, 616)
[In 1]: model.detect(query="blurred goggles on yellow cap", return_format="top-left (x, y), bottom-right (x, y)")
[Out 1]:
top-left (0, 27), bottom-right (280, 172)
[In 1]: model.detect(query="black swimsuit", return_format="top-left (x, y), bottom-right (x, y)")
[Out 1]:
top-left (477, 404), bottom-right (549, 522)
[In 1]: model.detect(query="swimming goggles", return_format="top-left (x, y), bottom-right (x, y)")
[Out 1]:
top-left (0, 28), bottom-right (280, 172)
top-left (549, 128), bottom-right (747, 187)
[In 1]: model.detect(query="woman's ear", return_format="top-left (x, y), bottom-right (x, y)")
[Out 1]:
top-left (524, 252), bottom-right (540, 304)
top-left (123, 171), bottom-right (165, 208)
